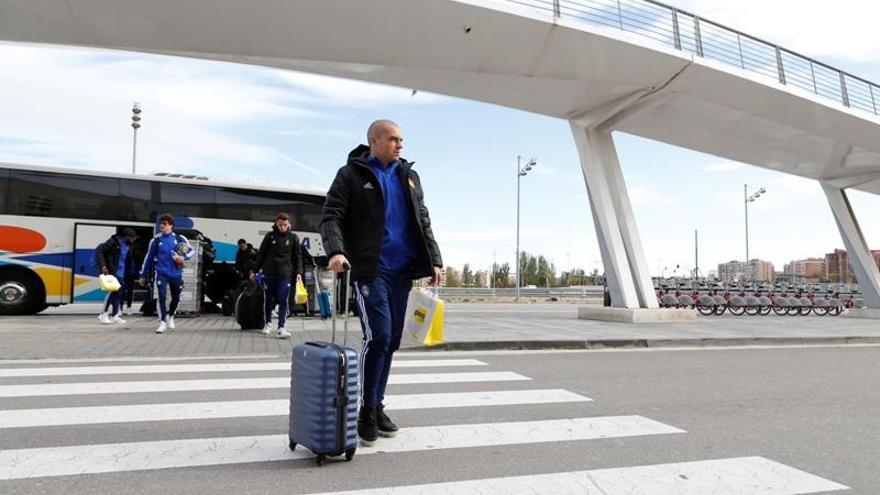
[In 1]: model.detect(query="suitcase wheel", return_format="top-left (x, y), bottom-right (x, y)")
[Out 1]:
top-left (345, 448), bottom-right (356, 462)
top-left (288, 440), bottom-right (296, 452)
top-left (315, 454), bottom-right (326, 467)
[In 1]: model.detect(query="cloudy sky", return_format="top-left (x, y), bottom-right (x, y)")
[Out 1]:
top-left (2, 0), bottom-right (880, 276)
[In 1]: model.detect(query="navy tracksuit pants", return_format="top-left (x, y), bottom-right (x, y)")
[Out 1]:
top-left (103, 286), bottom-right (126, 316)
top-left (353, 268), bottom-right (412, 407)
top-left (156, 274), bottom-right (183, 322)
top-left (264, 276), bottom-right (291, 329)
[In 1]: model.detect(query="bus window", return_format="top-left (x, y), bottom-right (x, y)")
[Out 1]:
top-left (0, 168), bottom-right (8, 213)
top-left (119, 178), bottom-right (157, 222)
top-left (7, 171), bottom-right (120, 220)
top-left (289, 199), bottom-right (322, 232)
top-left (216, 187), bottom-right (294, 222)
top-left (159, 182), bottom-right (216, 218)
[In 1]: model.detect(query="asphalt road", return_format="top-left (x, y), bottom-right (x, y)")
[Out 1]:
top-left (0, 345), bottom-right (876, 494)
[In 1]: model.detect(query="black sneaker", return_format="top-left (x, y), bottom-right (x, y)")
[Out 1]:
top-left (358, 405), bottom-right (378, 446)
top-left (376, 404), bottom-right (399, 438)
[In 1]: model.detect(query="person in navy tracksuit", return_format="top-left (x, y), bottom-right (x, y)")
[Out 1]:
top-left (251, 212), bottom-right (303, 339)
top-left (138, 214), bottom-right (194, 334)
top-left (321, 120), bottom-right (443, 446)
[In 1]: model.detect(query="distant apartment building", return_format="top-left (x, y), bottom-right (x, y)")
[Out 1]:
top-left (825, 249), bottom-right (853, 283)
top-left (823, 248), bottom-right (880, 283)
top-left (717, 261), bottom-right (747, 282)
top-left (749, 259), bottom-right (774, 282)
top-left (783, 258), bottom-right (825, 281)
top-left (717, 259), bottom-right (773, 282)
top-left (475, 270), bottom-right (491, 288)
top-left (440, 267), bottom-right (463, 287)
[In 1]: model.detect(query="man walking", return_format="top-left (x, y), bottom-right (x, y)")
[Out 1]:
top-left (96, 228), bottom-right (137, 325)
top-left (321, 119), bottom-right (443, 446)
top-left (121, 239), bottom-right (142, 315)
top-left (139, 214), bottom-right (193, 334)
top-left (252, 212), bottom-right (303, 339)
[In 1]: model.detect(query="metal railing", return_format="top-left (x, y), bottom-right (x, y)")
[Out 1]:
top-left (435, 287), bottom-right (603, 298)
top-left (500, 0), bottom-right (880, 116)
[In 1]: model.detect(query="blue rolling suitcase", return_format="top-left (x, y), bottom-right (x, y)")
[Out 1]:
top-left (289, 269), bottom-right (358, 466)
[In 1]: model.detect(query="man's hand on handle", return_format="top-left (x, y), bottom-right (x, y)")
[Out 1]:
top-left (329, 254), bottom-right (349, 273)
top-left (428, 266), bottom-right (443, 287)
top-left (138, 277), bottom-right (146, 287)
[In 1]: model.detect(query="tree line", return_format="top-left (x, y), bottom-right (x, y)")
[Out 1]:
top-left (443, 251), bottom-right (603, 288)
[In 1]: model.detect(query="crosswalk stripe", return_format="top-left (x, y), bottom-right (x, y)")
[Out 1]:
top-left (0, 359), bottom-right (487, 378)
top-left (0, 416), bottom-right (682, 480)
top-left (309, 457), bottom-right (848, 494)
top-left (0, 372), bottom-right (529, 398)
top-left (0, 355), bottom-right (283, 365)
top-left (0, 389), bottom-right (590, 429)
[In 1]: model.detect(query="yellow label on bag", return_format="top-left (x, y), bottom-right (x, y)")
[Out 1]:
top-left (413, 307), bottom-right (428, 324)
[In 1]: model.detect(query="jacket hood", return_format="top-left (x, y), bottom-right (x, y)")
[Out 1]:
top-left (347, 144), bottom-right (370, 163)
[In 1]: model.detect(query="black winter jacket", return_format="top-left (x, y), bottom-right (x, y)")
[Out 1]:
top-left (321, 145), bottom-right (442, 283)
top-left (235, 248), bottom-right (257, 278)
top-left (254, 226), bottom-right (303, 280)
top-left (95, 235), bottom-right (133, 276)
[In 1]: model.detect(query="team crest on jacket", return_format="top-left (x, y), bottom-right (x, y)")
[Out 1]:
top-left (285, 239), bottom-right (290, 246)
top-left (360, 284), bottom-right (370, 298)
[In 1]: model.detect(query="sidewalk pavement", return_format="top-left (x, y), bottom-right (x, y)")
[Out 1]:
top-left (1, 303), bottom-right (879, 361)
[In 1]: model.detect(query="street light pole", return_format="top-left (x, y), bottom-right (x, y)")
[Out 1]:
top-left (491, 250), bottom-right (496, 292)
top-left (744, 184), bottom-right (748, 264)
top-left (515, 155), bottom-right (537, 303)
top-left (744, 184), bottom-right (766, 280)
top-left (131, 102), bottom-right (142, 175)
top-left (516, 156), bottom-right (521, 302)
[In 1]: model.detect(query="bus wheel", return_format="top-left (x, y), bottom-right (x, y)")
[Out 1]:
top-left (0, 270), bottom-right (45, 315)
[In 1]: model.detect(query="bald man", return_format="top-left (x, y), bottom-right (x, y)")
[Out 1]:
top-left (321, 119), bottom-right (443, 446)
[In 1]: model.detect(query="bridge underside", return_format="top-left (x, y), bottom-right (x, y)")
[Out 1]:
top-left (3, 0), bottom-right (880, 307)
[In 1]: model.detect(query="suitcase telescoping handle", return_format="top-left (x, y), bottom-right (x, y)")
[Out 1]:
top-left (331, 264), bottom-right (351, 347)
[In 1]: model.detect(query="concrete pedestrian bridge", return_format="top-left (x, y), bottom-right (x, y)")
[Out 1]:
top-left (3, 0), bottom-right (880, 310)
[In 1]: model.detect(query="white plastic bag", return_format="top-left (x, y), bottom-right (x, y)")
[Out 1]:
top-left (98, 274), bottom-right (121, 292)
top-left (400, 288), bottom-right (440, 348)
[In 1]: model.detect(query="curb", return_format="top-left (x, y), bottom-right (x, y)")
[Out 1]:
top-left (417, 336), bottom-right (880, 352)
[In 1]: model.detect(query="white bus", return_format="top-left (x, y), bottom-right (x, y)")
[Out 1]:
top-left (0, 162), bottom-right (327, 314)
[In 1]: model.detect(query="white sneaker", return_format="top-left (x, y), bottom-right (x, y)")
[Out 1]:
top-left (97, 313), bottom-right (111, 324)
top-left (168, 317), bottom-right (176, 329)
top-left (123, 307), bottom-right (133, 316)
top-left (112, 315), bottom-right (126, 325)
top-left (261, 323), bottom-right (273, 335)
top-left (156, 321), bottom-right (167, 334)
top-left (275, 328), bottom-right (291, 339)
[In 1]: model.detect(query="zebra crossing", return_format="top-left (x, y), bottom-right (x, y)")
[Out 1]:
top-left (0, 355), bottom-right (848, 493)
